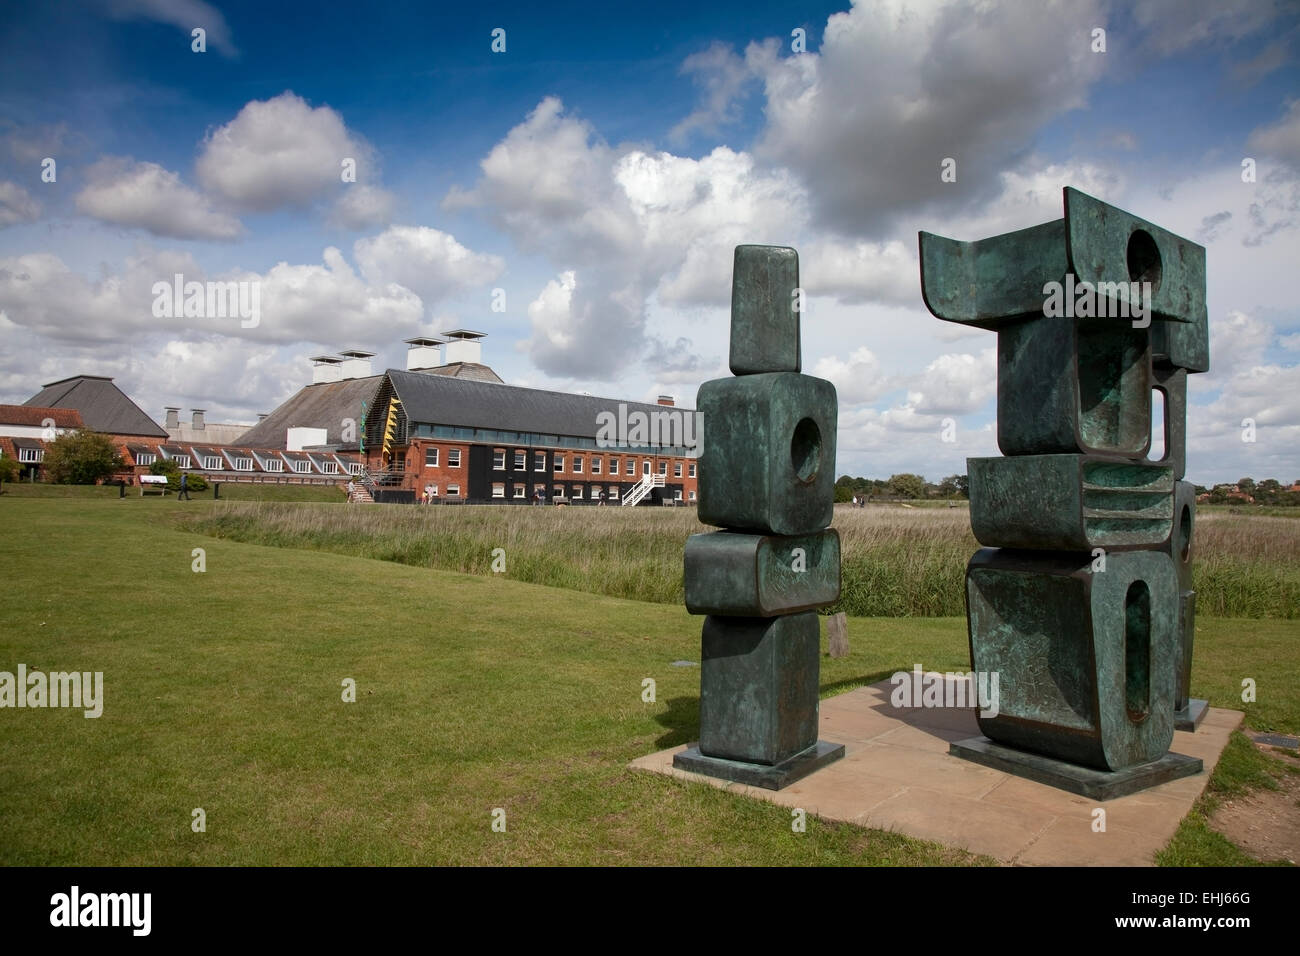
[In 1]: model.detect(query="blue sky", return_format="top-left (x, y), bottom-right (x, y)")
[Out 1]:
top-left (1, 0), bottom-right (1297, 485)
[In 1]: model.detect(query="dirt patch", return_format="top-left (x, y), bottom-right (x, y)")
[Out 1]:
top-left (1210, 744), bottom-right (1300, 864)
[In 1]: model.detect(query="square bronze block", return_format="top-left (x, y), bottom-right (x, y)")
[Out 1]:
top-left (729, 245), bottom-right (801, 375)
top-left (968, 454), bottom-right (1174, 550)
top-left (697, 372), bottom-right (837, 535)
top-left (965, 547), bottom-right (1179, 771)
top-left (684, 529), bottom-right (841, 616)
top-left (698, 612), bottom-right (821, 766)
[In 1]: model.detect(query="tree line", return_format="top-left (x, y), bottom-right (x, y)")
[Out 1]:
top-left (835, 473), bottom-right (968, 503)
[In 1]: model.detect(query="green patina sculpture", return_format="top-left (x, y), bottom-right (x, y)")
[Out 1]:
top-left (920, 188), bottom-right (1211, 796)
top-left (674, 245), bottom-right (845, 790)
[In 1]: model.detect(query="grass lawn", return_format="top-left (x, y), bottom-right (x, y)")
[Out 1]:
top-left (1, 496), bottom-right (1294, 865)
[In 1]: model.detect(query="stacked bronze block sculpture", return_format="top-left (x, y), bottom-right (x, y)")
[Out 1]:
top-left (920, 188), bottom-right (1211, 799)
top-left (674, 245), bottom-right (845, 790)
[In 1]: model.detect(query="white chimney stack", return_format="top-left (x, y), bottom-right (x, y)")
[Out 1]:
top-left (164, 407), bottom-right (180, 429)
top-left (404, 336), bottom-right (445, 371)
top-left (441, 329), bottom-right (485, 365)
top-left (191, 409), bottom-right (206, 429)
top-left (338, 349), bottom-right (375, 380)
top-left (311, 355), bottom-right (343, 384)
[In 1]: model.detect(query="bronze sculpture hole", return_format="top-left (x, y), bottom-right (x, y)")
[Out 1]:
top-left (791, 418), bottom-right (820, 483)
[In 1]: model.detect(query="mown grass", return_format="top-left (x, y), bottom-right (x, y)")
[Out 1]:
top-left (0, 497), bottom-right (992, 866)
top-left (178, 500), bottom-right (1300, 619)
top-left (0, 480), bottom-right (343, 502)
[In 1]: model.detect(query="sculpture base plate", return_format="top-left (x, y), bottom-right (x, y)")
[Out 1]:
top-left (673, 741), bottom-right (845, 791)
top-left (1174, 699), bottom-right (1209, 732)
top-left (949, 736), bottom-right (1203, 801)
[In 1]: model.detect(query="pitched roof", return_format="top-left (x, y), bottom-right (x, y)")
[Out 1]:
top-left (235, 376), bottom-right (382, 449)
top-left (24, 376), bottom-right (167, 437)
top-left (0, 405), bottom-right (85, 428)
top-left (417, 362), bottom-right (504, 383)
top-left (384, 369), bottom-right (695, 440)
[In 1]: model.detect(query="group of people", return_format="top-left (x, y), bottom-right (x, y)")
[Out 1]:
top-left (849, 494), bottom-right (868, 508)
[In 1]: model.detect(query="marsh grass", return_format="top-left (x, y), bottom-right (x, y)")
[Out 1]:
top-left (181, 502), bottom-right (1300, 618)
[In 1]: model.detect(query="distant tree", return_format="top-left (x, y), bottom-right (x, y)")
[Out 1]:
top-left (888, 473), bottom-right (927, 500)
top-left (42, 430), bottom-right (123, 485)
top-left (0, 454), bottom-right (19, 491)
top-left (937, 474), bottom-right (968, 499)
top-left (1237, 477), bottom-right (1256, 497)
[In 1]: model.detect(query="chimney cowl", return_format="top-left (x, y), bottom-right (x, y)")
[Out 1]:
top-left (657, 395), bottom-right (675, 406)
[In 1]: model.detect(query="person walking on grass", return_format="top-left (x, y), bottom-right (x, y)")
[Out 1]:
top-left (178, 471), bottom-right (190, 501)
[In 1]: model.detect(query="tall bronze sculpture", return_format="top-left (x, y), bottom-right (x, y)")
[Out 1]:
top-left (920, 187), bottom-right (1210, 799)
top-left (674, 245), bottom-right (845, 790)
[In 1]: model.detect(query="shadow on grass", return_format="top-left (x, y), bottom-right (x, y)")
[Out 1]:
top-left (820, 669), bottom-right (898, 698)
top-left (653, 696), bottom-right (699, 749)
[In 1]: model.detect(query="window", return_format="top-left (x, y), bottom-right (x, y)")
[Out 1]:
top-left (609, 486), bottom-right (620, 500)
top-left (447, 484), bottom-right (460, 497)
top-left (573, 457), bottom-right (584, 474)
top-left (447, 449), bottom-right (461, 468)
top-left (392, 457), bottom-right (406, 473)
top-left (534, 451), bottom-right (546, 472)
top-left (174, 455), bottom-right (192, 469)
top-left (425, 448), bottom-right (439, 467)
top-left (513, 485), bottom-right (525, 498)
top-left (609, 458), bottom-right (619, 476)
top-left (136, 452), bottom-right (156, 466)
top-left (514, 450), bottom-right (526, 469)
top-left (572, 486), bottom-right (583, 499)
top-left (592, 457), bottom-right (602, 474)
top-left (348, 462), bottom-right (363, 476)
top-left (674, 462), bottom-right (682, 478)
top-left (493, 449), bottom-right (506, 470)
top-left (320, 461), bottom-right (340, 475)
top-left (233, 458), bottom-right (253, 472)
top-left (674, 489), bottom-right (683, 501)
top-left (553, 456), bottom-right (564, 473)
top-left (626, 459), bottom-right (636, 474)
top-left (689, 490), bottom-right (696, 501)
top-left (658, 461), bottom-right (667, 476)
top-left (553, 485), bottom-right (564, 499)
top-left (203, 456), bottom-right (222, 470)
top-left (492, 483), bottom-right (505, 498)
top-left (689, 463), bottom-right (696, 478)
top-left (19, 447), bottom-right (43, 463)
top-left (294, 460), bottom-right (310, 473)
top-left (264, 459), bottom-right (283, 472)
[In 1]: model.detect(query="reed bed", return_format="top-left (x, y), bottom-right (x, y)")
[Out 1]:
top-left (181, 502), bottom-right (1300, 618)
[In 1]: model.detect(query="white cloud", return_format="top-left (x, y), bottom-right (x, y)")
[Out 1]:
top-left (811, 346), bottom-right (888, 406)
top-left (743, 0), bottom-right (1108, 235)
top-left (330, 184), bottom-right (396, 230)
top-left (353, 225), bottom-right (503, 303)
top-left (1248, 99), bottom-right (1300, 168)
top-left (75, 158), bottom-right (242, 240)
top-left (670, 43), bottom-right (753, 143)
top-left (910, 348), bottom-right (996, 416)
top-left (0, 181), bottom-right (41, 228)
top-left (101, 0), bottom-right (237, 56)
top-left (196, 92), bottom-right (375, 211)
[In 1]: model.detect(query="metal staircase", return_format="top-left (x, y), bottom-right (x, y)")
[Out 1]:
top-left (621, 473), bottom-right (665, 507)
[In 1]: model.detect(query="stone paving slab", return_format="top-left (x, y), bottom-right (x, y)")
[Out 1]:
top-left (629, 677), bottom-right (1243, 865)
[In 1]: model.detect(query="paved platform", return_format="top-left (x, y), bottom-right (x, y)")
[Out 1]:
top-left (630, 678), bottom-right (1242, 865)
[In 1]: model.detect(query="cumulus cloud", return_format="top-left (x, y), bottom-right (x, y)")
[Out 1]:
top-left (811, 346), bottom-right (888, 406)
top-left (736, 0), bottom-right (1107, 235)
top-left (100, 0), bottom-right (238, 56)
top-left (449, 97), bottom-right (808, 377)
top-left (331, 184), bottom-right (396, 230)
top-left (353, 225), bottom-right (503, 302)
top-left (196, 92), bottom-right (376, 211)
top-left (909, 348), bottom-right (997, 416)
top-left (75, 158), bottom-right (242, 240)
top-left (0, 181), bottom-right (41, 228)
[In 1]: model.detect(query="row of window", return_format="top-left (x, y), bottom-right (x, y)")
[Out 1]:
top-left (417, 423), bottom-right (694, 457)
top-left (485, 448), bottom-right (697, 478)
top-left (423, 448), bottom-right (462, 468)
top-left (418, 482), bottom-right (697, 502)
